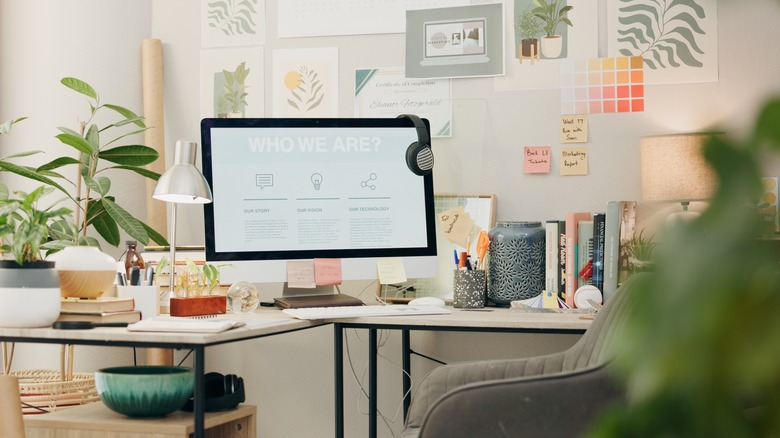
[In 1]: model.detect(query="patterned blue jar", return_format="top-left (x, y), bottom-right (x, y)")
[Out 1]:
top-left (486, 221), bottom-right (546, 305)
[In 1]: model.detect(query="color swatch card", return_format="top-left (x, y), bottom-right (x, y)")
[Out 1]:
top-left (560, 56), bottom-right (644, 115)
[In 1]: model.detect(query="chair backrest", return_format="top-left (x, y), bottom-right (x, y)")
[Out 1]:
top-left (559, 273), bottom-right (647, 372)
top-left (0, 374), bottom-right (25, 438)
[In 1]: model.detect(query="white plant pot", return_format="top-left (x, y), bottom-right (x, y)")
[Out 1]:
top-left (541, 35), bottom-right (563, 59)
top-left (49, 246), bottom-right (117, 299)
top-left (0, 261), bottom-right (61, 328)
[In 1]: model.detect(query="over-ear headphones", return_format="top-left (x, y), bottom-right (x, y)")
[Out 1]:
top-left (397, 114), bottom-right (433, 176)
top-left (182, 372), bottom-right (246, 412)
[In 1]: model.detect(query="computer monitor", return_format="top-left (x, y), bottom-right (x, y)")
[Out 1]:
top-left (200, 117), bottom-right (438, 285)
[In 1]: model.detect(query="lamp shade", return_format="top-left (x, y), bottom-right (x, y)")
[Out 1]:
top-left (640, 133), bottom-right (719, 203)
top-left (153, 140), bottom-right (212, 204)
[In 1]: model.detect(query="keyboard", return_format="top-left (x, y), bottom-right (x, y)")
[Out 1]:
top-left (282, 305), bottom-right (451, 320)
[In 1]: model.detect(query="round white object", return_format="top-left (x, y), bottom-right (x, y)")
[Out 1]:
top-left (574, 285), bottom-right (603, 310)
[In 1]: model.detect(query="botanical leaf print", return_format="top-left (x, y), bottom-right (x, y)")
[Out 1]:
top-left (285, 66), bottom-right (325, 113)
top-left (207, 0), bottom-right (258, 36)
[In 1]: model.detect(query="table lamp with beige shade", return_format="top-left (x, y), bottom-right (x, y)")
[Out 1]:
top-left (640, 133), bottom-right (720, 221)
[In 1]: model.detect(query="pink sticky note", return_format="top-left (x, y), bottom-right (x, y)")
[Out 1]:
top-left (314, 258), bottom-right (343, 286)
top-left (524, 146), bottom-right (551, 174)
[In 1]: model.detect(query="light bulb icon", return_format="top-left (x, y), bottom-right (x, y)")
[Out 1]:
top-left (311, 173), bottom-right (323, 190)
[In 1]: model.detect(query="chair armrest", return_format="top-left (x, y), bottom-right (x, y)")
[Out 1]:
top-left (413, 364), bottom-right (622, 438)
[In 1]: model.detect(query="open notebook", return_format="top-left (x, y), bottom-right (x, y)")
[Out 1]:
top-left (127, 318), bottom-right (246, 333)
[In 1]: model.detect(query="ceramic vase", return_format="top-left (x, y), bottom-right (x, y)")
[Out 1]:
top-left (49, 246), bottom-right (117, 298)
top-left (486, 221), bottom-right (546, 305)
top-left (541, 35), bottom-right (563, 59)
top-left (0, 261), bottom-right (61, 327)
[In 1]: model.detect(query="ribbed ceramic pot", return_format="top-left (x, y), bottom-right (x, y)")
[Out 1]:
top-left (486, 221), bottom-right (546, 305)
top-left (0, 260), bottom-right (61, 327)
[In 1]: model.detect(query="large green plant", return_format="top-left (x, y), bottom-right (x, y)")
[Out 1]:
top-left (0, 78), bottom-right (168, 249)
top-left (588, 98), bottom-right (780, 436)
top-left (532, 0), bottom-right (574, 38)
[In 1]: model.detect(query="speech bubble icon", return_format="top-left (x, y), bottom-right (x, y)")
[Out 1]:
top-left (256, 174), bottom-right (274, 189)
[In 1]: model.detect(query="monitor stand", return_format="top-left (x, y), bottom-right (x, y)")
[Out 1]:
top-left (274, 284), bottom-right (363, 309)
top-left (281, 284), bottom-right (338, 298)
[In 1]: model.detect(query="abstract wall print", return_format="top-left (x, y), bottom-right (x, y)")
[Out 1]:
top-left (560, 56), bottom-right (645, 114)
top-left (496, 0), bottom-right (598, 91)
top-left (273, 48), bottom-right (338, 117)
top-left (199, 48), bottom-right (264, 118)
top-left (607, 0), bottom-right (718, 84)
top-left (201, 0), bottom-right (265, 48)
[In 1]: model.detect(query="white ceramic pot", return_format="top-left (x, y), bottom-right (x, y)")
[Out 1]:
top-left (0, 261), bottom-right (61, 327)
top-left (541, 35), bottom-right (563, 59)
top-left (49, 246), bottom-right (117, 298)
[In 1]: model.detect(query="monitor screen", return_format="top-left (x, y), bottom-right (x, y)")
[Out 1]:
top-left (200, 117), bottom-right (438, 284)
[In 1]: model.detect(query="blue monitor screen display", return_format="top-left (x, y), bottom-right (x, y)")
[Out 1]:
top-left (200, 118), bottom-right (438, 283)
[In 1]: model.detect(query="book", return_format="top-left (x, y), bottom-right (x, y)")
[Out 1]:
top-left (545, 220), bottom-right (560, 294)
top-left (577, 220), bottom-right (594, 287)
top-left (603, 201), bottom-right (637, 302)
top-left (127, 318), bottom-right (246, 333)
top-left (565, 212), bottom-right (592, 308)
top-left (557, 220), bottom-right (567, 300)
top-left (591, 213), bottom-right (606, 294)
top-left (60, 297), bottom-right (135, 314)
top-left (56, 310), bottom-right (141, 323)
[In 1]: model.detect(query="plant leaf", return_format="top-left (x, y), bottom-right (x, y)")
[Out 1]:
top-left (107, 165), bottom-right (161, 181)
top-left (0, 161), bottom-right (71, 198)
top-left (142, 222), bottom-right (169, 246)
top-left (103, 104), bottom-right (146, 128)
top-left (101, 198), bottom-right (150, 244)
top-left (90, 208), bottom-right (121, 247)
top-left (99, 145), bottom-right (159, 166)
top-left (37, 157), bottom-right (81, 172)
top-left (56, 133), bottom-right (93, 155)
top-left (61, 77), bottom-right (97, 99)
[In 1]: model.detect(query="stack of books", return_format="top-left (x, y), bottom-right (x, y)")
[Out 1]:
top-left (57, 297), bottom-right (141, 323)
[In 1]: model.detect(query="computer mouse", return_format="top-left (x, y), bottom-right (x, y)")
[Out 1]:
top-left (408, 296), bottom-right (446, 307)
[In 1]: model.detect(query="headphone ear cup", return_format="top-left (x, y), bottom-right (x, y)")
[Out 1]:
top-left (406, 142), bottom-right (434, 176)
top-left (204, 372), bottom-right (226, 397)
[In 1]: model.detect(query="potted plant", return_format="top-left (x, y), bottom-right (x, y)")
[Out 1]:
top-left (0, 186), bottom-right (71, 327)
top-left (221, 62), bottom-right (250, 118)
top-left (516, 6), bottom-right (543, 63)
top-left (532, 0), bottom-right (574, 59)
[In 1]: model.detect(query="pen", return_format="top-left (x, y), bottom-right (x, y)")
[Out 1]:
top-left (146, 266), bottom-right (155, 286)
top-left (453, 249), bottom-right (459, 268)
top-left (130, 266), bottom-right (140, 286)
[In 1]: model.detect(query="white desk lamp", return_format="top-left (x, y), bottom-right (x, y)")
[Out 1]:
top-left (640, 133), bottom-right (719, 222)
top-left (152, 140), bottom-right (213, 299)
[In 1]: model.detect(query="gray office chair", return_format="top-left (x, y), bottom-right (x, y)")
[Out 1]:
top-left (397, 274), bottom-right (646, 438)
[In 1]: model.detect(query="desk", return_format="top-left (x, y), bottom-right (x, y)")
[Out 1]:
top-left (0, 313), bottom-right (322, 438)
top-left (331, 308), bottom-right (591, 438)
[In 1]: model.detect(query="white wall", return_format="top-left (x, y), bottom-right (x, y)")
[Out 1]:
top-left (3, 0), bottom-right (780, 437)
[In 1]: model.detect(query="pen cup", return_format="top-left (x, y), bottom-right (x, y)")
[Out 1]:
top-left (117, 285), bottom-right (160, 320)
top-left (453, 270), bottom-right (486, 309)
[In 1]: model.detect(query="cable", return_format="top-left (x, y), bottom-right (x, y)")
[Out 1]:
top-left (177, 349), bottom-right (193, 367)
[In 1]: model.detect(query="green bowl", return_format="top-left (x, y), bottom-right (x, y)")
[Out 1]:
top-left (94, 366), bottom-right (194, 417)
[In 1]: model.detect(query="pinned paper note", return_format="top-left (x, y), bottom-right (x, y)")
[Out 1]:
top-left (560, 147), bottom-right (589, 176)
top-left (287, 260), bottom-right (316, 288)
top-left (314, 258), bottom-right (343, 286)
top-left (524, 146), bottom-right (551, 174)
top-left (437, 205), bottom-right (475, 247)
top-left (542, 290), bottom-right (559, 309)
top-left (376, 258), bottom-right (407, 284)
top-left (560, 115), bottom-right (588, 143)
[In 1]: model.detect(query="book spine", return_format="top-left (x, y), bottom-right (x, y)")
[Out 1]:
top-left (617, 201), bottom-right (638, 285)
top-left (591, 213), bottom-right (606, 295)
top-left (602, 202), bottom-right (621, 302)
top-left (557, 221), bottom-right (566, 300)
top-left (577, 220), bottom-right (594, 287)
top-left (565, 212), bottom-right (592, 308)
top-left (545, 220), bottom-right (560, 293)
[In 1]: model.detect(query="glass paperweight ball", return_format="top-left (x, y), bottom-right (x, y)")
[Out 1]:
top-left (226, 281), bottom-right (260, 313)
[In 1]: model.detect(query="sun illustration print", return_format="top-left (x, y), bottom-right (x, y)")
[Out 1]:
top-left (284, 65), bottom-right (324, 112)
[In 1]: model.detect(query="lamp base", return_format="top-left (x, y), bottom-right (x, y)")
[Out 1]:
top-left (169, 296), bottom-right (227, 317)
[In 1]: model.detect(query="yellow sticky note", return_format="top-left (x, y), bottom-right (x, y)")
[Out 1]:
top-left (286, 260), bottom-right (316, 288)
top-left (560, 115), bottom-right (588, 143)
top-left (437, 205), bottom-right (475, 247)
top-left (524, 146), bottom-right (551, 174)
top-left (542, 290), bottom-right (559, 309)
top-left (314, 258), bottom-right (343, 286)
top-left (560, 147), bottom-right (589, 176)
top-left (376, 258), bottom-right (407, 284)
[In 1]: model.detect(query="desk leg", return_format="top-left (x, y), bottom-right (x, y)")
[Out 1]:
top-left (194, 345), bottom-right (205, 438)
top-left (402, 329), bottom-right (411, 422)
top-left (369, 328), bottom-right (377, 438)
top-left (334, 324), bottom-right (344, 438)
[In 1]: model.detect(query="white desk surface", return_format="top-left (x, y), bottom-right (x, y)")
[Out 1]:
top-left (0, 307), bottom-right (590, 345)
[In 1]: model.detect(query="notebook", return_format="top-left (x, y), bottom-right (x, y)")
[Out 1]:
top-left (273, 294), bottom-right (364, 309)
top-left (127, 318), bottom-right (245, 333)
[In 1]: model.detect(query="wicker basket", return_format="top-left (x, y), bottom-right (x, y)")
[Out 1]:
top-left (11, 369), bottom-right (99, 415)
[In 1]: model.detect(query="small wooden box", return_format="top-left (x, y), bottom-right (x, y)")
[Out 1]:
top-left (169, 296), bottom-right (227, 317)
top-left (24, 402), bottom-right (256, 438)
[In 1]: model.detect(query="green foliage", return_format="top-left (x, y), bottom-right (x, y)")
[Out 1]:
top-left (206, 0), bottom-right (258, 36)
top-left (587, 97), bottom-right (780, 436)
top-left (220, 62), bottom-right (250, 114)
top-left (0, 78), bottom-right (168, 250)
top-left (157, 256), bottom-right (230, 295)
top-left (0, 186), bottom-right (71, 265)
top-left (516, 6), bottom-right (543, 41)
top-left (531, 0), bottom-right (574, 38)
top-left (287, 65), bottom-right (324, 113)
top-left (615, 0), bottom-right (707, 69)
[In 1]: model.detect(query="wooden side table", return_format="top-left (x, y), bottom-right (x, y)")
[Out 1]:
top-left (24, 402), bottom-right (256, 438)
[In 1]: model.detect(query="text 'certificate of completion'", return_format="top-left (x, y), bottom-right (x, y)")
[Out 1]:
top-left (355, 67), bottom-right (452, 137)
